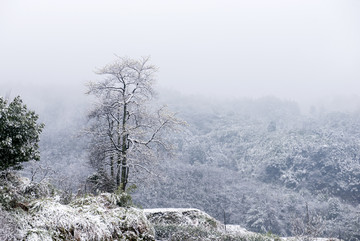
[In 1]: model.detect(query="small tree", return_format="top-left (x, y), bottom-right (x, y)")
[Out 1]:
top-left (87, 56), bottom-right (183, 192)
top-left (0, 96), bottom-right (44, 171)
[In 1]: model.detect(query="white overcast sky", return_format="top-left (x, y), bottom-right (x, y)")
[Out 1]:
top-left (1, 0), bottom-right (360, 106)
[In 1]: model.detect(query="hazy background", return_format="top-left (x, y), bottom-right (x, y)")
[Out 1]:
top-left (1, 0), bottom-right (360, 112)
top-left (2, 2), bottom-right (360, 237)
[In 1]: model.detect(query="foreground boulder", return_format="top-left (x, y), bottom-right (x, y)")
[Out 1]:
top-left (145, 208), bottom-right (265, 240)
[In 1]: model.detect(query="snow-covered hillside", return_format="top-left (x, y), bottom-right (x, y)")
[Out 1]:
top-left (0, 173), bottom-right (342, 240)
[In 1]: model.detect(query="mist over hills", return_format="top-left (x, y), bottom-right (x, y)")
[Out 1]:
top-left (2, 1), bottom-right (360, 239)
top-left (13, 90), bottom-right (360, 239)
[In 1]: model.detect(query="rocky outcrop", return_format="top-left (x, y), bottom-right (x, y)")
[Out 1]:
top-left (144, 208), bottom-right (341, 241)
top-left (145, 208), bottom-right (224, 231)
top-left (144, 208), bottom-right (269, 241)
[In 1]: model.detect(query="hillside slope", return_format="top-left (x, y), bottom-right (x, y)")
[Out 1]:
top-left (0, 173), bottom-right (341, 241)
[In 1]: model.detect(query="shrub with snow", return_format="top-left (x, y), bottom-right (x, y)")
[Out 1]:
top-left (0, 173), bottom-right (155, 240)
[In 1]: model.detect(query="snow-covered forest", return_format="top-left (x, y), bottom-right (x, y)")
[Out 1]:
top-left (18, 91), bottom-right (360, 240)
top-left (1, 1), bottom-right (360, 239)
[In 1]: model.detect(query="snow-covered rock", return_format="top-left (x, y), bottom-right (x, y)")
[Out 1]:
top-left (145, 208), bottom-right (224, 231)
top-left (144, 208), bottom-right (340, 241)
top-left (226, 224), bottom-right (257, 236)
top-left (144, 208), bottom-right (226, 240)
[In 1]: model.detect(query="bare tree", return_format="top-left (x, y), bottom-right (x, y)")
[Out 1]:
top-left (86, 56), bottom-right (183, 192)
top-left (291, 203), bottom-right (325, 239)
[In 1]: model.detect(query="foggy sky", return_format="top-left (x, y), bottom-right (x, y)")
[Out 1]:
top-left (1, 0), bottom-right (360, 108)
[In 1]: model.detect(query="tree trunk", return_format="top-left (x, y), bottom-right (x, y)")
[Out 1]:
top-left (119, 99), bottom-right (128, 191)
top-left (120, 160), bottom-right (128, 191)
top-left (110, 154), bottom-right (114, 178)
top-left (116, 163), bottom-right (120, 187)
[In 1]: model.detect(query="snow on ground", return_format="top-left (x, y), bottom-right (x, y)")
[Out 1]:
top-left (1, 174), bottom-right (342, 241)
top-left (225, 224), bottom-right (256, 236)
top-left (145, 208), bottom-right (200, 212)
